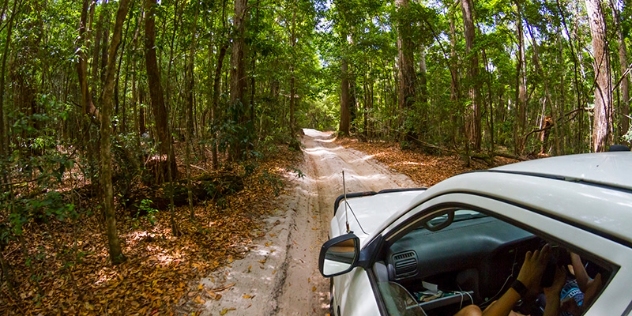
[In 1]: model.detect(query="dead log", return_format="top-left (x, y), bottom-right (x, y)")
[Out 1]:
top-left (123, 172), bottom-right (244, 215)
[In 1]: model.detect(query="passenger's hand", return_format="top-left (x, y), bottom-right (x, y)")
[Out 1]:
top-left (543, 266), bottom-right (566, 298)
top-left (516, 244), bottom-right (551, 291)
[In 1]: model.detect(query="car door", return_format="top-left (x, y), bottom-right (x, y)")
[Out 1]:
top-left (335, 191), bottom-right (629, 316)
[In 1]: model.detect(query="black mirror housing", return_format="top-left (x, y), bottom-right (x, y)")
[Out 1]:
top-left (319, 233), bottom-right (360, 277)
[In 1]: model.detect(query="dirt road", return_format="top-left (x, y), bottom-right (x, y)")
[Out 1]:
top-left (197, 129), bottom-right (417, 316)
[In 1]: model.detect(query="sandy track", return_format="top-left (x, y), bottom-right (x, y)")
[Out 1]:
top-left (195, 129), bottom-right (417, 316)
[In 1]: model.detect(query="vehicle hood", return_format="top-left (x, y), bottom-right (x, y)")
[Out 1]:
top-left (333, 190), bottom-right (425, 244)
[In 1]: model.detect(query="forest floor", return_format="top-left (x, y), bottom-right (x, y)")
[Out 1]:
top-left (183, 129), bottom-right (518, 316)
top-left (1, 129), bottom-right (517, 315)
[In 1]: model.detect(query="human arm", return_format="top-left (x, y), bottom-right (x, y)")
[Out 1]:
top-left (542, 266), bottom-right (566, 316)
top-left (481, 244), bottom-right (551, 316)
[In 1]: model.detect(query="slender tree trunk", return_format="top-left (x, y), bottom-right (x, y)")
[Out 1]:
top-left (144, 0), bottom-right (179, 236)
top-left (461, 0), bottom-right (482, 150)
top-left (585, 0), bottom-right (613, 152)
top-left (115, 0), bottom-right (134, 132)
top-left (100, 0), bottom-right (131, 264)
top-left (515, 0), bottom-right (527, 154)
top-left (165, 0), bottom-right (181, 133)
top-left (418, 45), bottom-right (428, 105)
top-left (91, 0), bottom-right (108, 95)
top-left (211, 43), bottom-right (228, 169)
top-left (349, 75), bottom-right (357, 132)
top-left (250, 0), bottom-right (261, 125)
top-left (289, 8), bottom-right (296, 137)
top-left (144, 0), bottom-right (176, 175)
top-left (289, 65), bottom-right (296, 136)
top-left (610, 0), bottom-right (630, 138)
top-left (396, 0), bottom-right (416, 115)
top-left (229, 0), bottom-right (248, 160)
top-left (526, 23), bottom-right (554, 154)
top-left (339, 57), bottom-right (351, 136)
top-left (185, 4), bottom-right (198, 220)
top-left (100, 3), bottom-right (111, 89)
top-left (448, 6), bottom-right (460, 146)
top-left (0, 0), bottom-right (19, 158)
top-left (558, 0), bottom-right (586, 151)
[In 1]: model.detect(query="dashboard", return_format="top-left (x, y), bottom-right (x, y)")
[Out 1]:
top-left (386, 215), bottom-right (540, 308)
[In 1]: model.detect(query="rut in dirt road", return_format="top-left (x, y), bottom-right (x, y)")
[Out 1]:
top-left (274, 129), bottom-right (418, 315)
top-left (193, 129), bottom-right (417, 316)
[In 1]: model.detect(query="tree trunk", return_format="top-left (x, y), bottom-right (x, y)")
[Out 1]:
top-left (91, 0), bottom-right (108, 95)
top-left (610, 0), bottom-right (630, 139)
top-left (77, 0), bottom-right (99, 121)
top-left (339, 57), bottom-right (351, 136)
top-left (211, 43), bottom-right (228, 169)
top-left (396, 0), bottom-right (416, 112)
top-left (448, 6), bottom-right (460, 146)
top-left (185, 3), bottom-right (199, 220)
top-left (418, 45), bottom-right (428, 106)
top-left (144, 0), bottom-right (176, 176)
top-left (349, 75), bottom-right (357, 133)
top-left (100, 0), bottom-right (131, 265)
top-left (0, 0), bottom-right (19, 158)
top-left (115, 1), bottom-right (134, 132)
top-left (585, 0), bottom-right (613, 152)
top-left (229, 0), bottom-right (248, 160)
top-left (461, 0), bottom-right (482, 150)
top-left (515, 0), bottom-right (527, 155)
top-left (289, 8), bottom-right (296, 137)
top-left (556, 0), bottom-right (584, 151)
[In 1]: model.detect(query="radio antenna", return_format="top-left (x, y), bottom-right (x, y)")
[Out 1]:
top-left (343, 170), bottom-right (350, 233)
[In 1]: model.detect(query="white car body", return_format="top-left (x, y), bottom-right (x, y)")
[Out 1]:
top-left (322, 152), bottom-right (632, 316)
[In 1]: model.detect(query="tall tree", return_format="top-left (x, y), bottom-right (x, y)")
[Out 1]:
top-left (514, 0), bottom-right (527, 154)
top-left (144, 0), bottom-right (176, 174)
top-left (448, 3), bottom-right (460, 145)
top-left (77, 0), bottom-right (101, 121)
top-left (229, 0), bottom-right (248, 159)
top-left (0, 0), bottom-right (20, 158)
top-left (100, 0), bottom-right (131, 264)
top-left (339, 55), bottom-right (351, 136)
top-left (461, 0), bottom-right (482, 150)
top-left (610, 0), bottom-right (629, 139)
top-left (289, 4), bottom-right (297, 137)
top-left (585, 0), bottom-right (613, 152)
top-left (396, 0), bottom-right (416, 112)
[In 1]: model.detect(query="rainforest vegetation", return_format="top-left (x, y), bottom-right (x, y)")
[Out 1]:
top-left (0, 0), bottom-right (630, 313)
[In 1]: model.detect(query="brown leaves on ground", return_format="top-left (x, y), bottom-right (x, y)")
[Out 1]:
top-left (0, 145), bottom-right (302, 315)
top-left (335, 137), bottom-right (518, 186)
top-left (1, 135), bottom-right (514, 315)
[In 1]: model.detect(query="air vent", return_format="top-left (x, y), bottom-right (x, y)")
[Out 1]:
top-left (393, 251), bottom-right (418, 278)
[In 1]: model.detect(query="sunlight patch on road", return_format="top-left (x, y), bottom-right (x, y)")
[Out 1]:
top-left (303, 146), bottom-right (345, 157)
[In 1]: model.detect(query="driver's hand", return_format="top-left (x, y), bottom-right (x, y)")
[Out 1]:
top-left (517, 244), bottom-right (551, 291)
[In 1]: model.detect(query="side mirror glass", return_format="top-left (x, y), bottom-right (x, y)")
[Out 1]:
top-left (319, 234), bottom-right (360, 277)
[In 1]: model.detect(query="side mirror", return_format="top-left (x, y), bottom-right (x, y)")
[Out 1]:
top-left (319, 233), bottom-right (360, 277)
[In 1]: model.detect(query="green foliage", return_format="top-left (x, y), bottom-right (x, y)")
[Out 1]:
top-left (286, 167), bottom-right (305, 179)
top-left (134, 199), bottom-right (159, 226)
top-left (242, 161), bottom-right (259, 177)
top-left (623, 127), bottom-right (632, 144)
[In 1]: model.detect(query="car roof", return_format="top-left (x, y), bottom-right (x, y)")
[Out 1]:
top-left (370, 152), bottom-right (632, 249)
top-left (490, 152), bottom-right (632, 191)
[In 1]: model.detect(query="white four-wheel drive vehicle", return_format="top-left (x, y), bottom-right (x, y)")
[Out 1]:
top-left (319, 152), bottom-right (632, 316)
